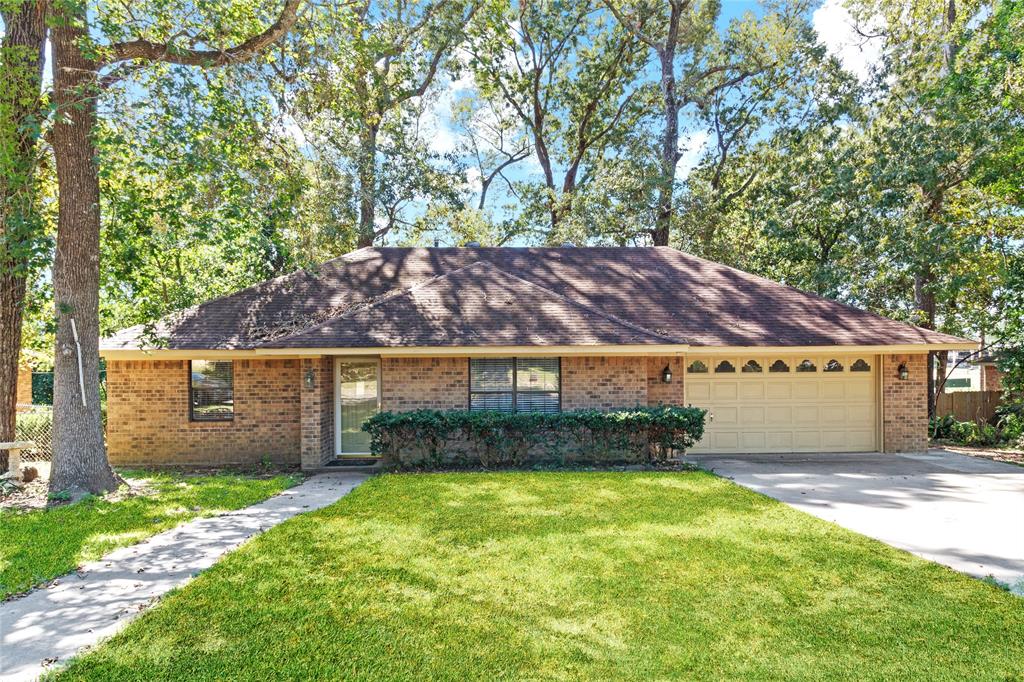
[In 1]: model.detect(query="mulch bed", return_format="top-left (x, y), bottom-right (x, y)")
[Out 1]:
top-left (933, 443), bottom-right (1024, 467)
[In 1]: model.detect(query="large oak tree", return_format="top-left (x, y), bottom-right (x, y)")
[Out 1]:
top-left (45, 0), bottom-right (301, 495)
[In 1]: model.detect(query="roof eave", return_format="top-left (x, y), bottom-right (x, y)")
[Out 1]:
top-left (99, 339), bottom-right (978, 360)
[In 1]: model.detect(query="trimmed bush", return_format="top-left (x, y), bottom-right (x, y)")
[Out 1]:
top-left (363, 406), bottom-right (707, 469)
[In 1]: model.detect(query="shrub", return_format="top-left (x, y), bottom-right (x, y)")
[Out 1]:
top-left (930, 413), bottom-right (1011, 447)
top-left (363, 406), bottom-right (708, 469)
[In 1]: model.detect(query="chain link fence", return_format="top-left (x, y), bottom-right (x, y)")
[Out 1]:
top-left (15, 406), bottom-right (53, 462)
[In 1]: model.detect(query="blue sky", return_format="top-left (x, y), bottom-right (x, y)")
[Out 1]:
top-left (398, 0), bottom-right (878, 243)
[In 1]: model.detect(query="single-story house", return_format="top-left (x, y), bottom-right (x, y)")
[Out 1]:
top-left (100, 246), bottom-right (976, 469)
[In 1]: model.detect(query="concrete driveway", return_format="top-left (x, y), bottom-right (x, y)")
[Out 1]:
top-left (687, 449), bottom-right (1024, 591)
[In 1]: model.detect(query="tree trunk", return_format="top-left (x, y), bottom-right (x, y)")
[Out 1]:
top-left (915, 268), bottom-right (938, 418)
top-left (0, 0), bottom-right (47, 469)
top-left (653, 46), bottom-right (679, 247)
top-left (356, 122), bottom-right (379, 247)
top-left (48, 4), bottom-right (119, 496)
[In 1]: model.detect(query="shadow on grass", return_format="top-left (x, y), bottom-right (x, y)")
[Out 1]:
top-left (0, 471), bottom-right (299, 600)
top-left (54, 471), bottom-right (1024, 682)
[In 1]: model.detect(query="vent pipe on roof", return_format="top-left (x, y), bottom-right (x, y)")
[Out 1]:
top-left (466, 241), bottom-right (481, 247)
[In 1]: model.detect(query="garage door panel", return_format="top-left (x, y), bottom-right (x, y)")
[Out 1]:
top-left (793, 382), bottom-right (819, 399)
top-left (765, 406), bottom-right (792, 424)
top-left (846, 430), bottom-right (875, 450)
top-left (794, 432), bottom-right (821, 449)
top-left (793, 406), bottom-right (819, 424)
top-left (821, 382), bottom-right (845, 400)
top-left (740, 432), bottom-right (766, 450)
top-left (740, 383), bottom-right (765, 400)
top-left (713, 432), bottom-right (739, 450)
top-left (740, 406), bottom-right (765, 425)
top-left (848, 405), bottom-right (873, 423)
top-left (846, 383), bottom-right (872, 400)
top-left (821, 405), bottom-right (847, 424)
top-left (687, 356), bottom-right (876, 454)
top-left (688, 382), bottom-right (711, 401)
top-left (713, 406), bottom-right (738, 424)
top-left (766, 432), bottom-right (794, 449)
top-left (713, 383), bottom-right (738, 400)
top-left (821, 431), bottom-right (847, 449)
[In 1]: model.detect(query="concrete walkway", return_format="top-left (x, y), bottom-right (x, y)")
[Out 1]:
top-left (688, 450), bottom-right (1024, 592)
top-left (0, 472), bottom-right (368, 681)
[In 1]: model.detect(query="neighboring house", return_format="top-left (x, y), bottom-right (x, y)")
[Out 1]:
top-left (938, 350), bottom-right (980, 392)
top-left (99, 247), bottom-right (976, 469)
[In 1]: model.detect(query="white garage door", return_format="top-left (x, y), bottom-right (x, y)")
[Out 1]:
top-left (685, 355), bottom-right (878, 453)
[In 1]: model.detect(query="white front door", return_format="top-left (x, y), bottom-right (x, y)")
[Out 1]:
top-left (685, 355), bottom-right (878, 453)
top-left (334, 357), bottom-right (380, 455)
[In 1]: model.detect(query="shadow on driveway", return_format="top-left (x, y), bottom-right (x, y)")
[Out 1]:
top-left (687, 450), bottom-right (1024, 590)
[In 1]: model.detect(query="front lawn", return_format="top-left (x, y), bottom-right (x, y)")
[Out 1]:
top-left (56, 471), bottom-right (1024, 680)
top-left (0, 470), bottom-right (300, 600)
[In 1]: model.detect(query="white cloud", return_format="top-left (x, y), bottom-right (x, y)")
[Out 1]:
top-left (676, 130), bottom-right (710, 179)
top-left (465, 166), bottom-right (483, 194)
top-left (812, 0), bottom-right (884, 82)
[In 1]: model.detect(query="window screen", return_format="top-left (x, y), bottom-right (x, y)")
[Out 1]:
top-left (190, 360), bottom-right (234, 421)
top-left (470, 358), bottom-right (560, 413)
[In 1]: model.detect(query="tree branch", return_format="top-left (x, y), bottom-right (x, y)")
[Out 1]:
top-left (104, 0), bottom-right (302, 67)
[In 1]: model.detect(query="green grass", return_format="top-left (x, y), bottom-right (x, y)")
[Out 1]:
top-left (56, 471), bottom-right (1024, 681)
top-left (0, 470), bottom-right (301, 600)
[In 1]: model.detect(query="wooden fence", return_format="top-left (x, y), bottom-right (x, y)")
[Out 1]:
top-left (935, 390), bottom-right (1003, 423)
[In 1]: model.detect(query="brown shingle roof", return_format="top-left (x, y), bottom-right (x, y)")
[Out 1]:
top-left (101, 247), bottom-right (974, 350)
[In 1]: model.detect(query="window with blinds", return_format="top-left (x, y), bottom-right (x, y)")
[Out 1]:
top-left (190, 360), bottom-right (234, 421)
top-left (470, 358), bottom-right (560, 413)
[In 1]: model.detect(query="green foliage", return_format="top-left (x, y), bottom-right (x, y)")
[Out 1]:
top-left (14, 406), bottom-right (50, 435)
top-left (363, 406), bottom-right (707, 469)
top-left (929, 412), bottom-right (1019, 447)
top-left (30, 371), bottom-right (52, 405)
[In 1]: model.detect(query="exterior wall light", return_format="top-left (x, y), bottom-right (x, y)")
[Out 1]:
top-left (897, 362), bottom-right (909, 381)
top-left (661, 364), bottom-right (673, 383)
top-left (304, 367), bottom-right (316, 389)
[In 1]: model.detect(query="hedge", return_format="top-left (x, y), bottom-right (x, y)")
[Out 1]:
top-left (362, 406), bottom-right (707, 469)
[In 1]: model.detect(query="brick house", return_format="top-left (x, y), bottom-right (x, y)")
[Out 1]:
top-left (99, 247), bottom-right (976, 469)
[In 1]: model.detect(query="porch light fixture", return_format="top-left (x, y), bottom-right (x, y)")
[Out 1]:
top-left (304, 368), bottom-right (316, 389)
top-left (897, 362), bottom-right (909, 381)
top-left (661, 364), bottom-right (673, 383)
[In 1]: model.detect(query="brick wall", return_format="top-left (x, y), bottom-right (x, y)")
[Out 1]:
top-left (300, 357), bottom-right (334, 469)
top-left (982, 364), bottom-right (1002, 392)
top-left (106, 359), bottom-right (302, 467)
top-left (646, 356), bottom-right (685, 406)
top-left (16, 366), bottom-right (32, 407)
top-left (381, 357), bottom-right (468, 412)
top-left (561, 356), bottom-right (647, 410)
top-left (882, 353), bottom-right (928, 452)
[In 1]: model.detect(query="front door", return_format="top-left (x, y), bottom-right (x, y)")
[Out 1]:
top-left (335, 357), bottom-right (380, 455)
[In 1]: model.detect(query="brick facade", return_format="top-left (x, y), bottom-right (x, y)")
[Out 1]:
top-left (646, 356), bottom-right (685, 406)
top-left (381, 357), bottom-right (468, 412)
top-left (300, 357), bottom-right (334, 469)
top-left (881, 353), bottom-right (928, 452)
top-left (982, 364), bottom-right (1002, 392)
top-left (106, 359), bottom-right (302, 467)
top-left (561, 356), bottom-right (647, 410)
top-left (16, 365), bottom-right (32, 408)
top-left (105, 351), bottom-right (931, 468)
